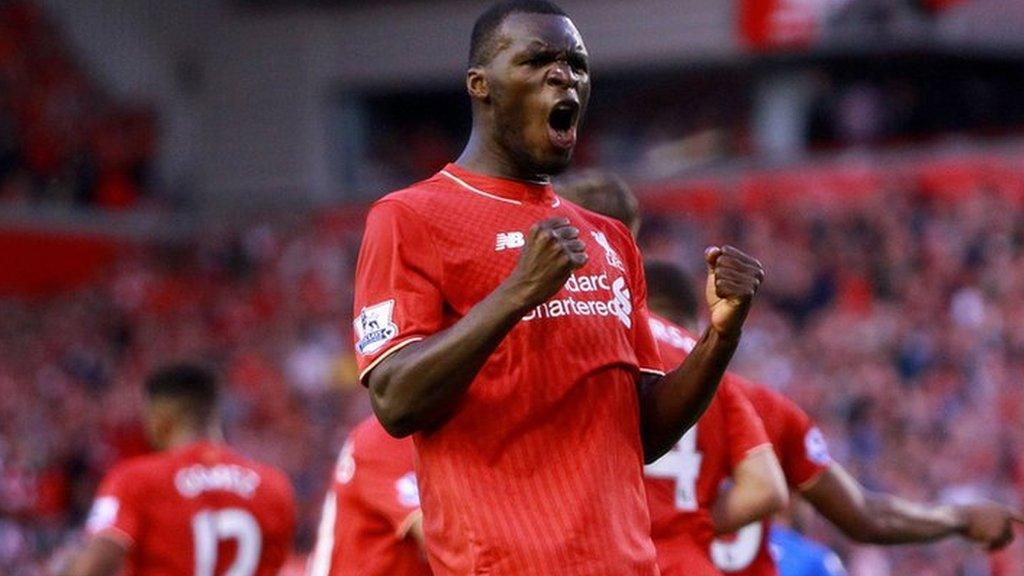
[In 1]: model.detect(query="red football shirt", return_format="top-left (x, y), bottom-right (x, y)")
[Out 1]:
top-left (710, 383), bottom-right (832, 575)
top-left (86, 441), bottom-right (296, 576)
top-left (352, 164), bottom-right (664, 576)
top-left (308, 416), bottom-right (431, 576)
top-left (644, 314), bottom-right (772, 576)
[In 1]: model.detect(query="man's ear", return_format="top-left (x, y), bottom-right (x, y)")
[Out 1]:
top-left (467, 68), bottom-right (490, 103)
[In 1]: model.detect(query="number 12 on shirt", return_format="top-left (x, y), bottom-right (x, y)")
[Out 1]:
top-left (644, 427), bottom-right (703, 511)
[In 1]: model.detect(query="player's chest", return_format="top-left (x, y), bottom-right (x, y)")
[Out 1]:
top-left (430, 209), bottom-right (633, 320)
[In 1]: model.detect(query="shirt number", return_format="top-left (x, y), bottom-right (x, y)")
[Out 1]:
top-left (644, 427), bottom-right (702, 511)
top-left (710, 521), bottom-right (764, 572)
top-left (192, 508), bottom-right (262, 576)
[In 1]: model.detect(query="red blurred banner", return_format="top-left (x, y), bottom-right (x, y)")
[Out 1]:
top-left (0, 229), bottom-right (120, 296)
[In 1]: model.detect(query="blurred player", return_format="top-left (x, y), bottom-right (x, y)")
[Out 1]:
top-left (308, 416), bottom-right (430, 576)
top-left (560, 169), bottom-right (1022, 575)
top-left (559, 171), bottom-right (789, 576)
top-left (352, 1), bottom-right (765, 574)
top-left (61, 363), bottom-right (296, 576)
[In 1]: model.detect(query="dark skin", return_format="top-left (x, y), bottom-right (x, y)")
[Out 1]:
top-left (367, 12), bottom-right (764, 463)
top-left (800, 461), bottom-right (1022, 549)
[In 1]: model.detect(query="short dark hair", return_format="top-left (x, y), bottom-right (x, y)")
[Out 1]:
top-left (145, 363), bottom-right (220, 424)
top-left (644, 260), bottom-right (700, 326)
top-left (469, 0), bottom-right (569, 67)
top-left (556, 170), bottom-right (640, 234)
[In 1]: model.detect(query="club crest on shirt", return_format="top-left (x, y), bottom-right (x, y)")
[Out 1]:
top-left (591, 231), bottom-right (625, 271)
top-left (395, 471), bottom-right (421, 507)
top-left (355, 300), bottom-right (399, 356)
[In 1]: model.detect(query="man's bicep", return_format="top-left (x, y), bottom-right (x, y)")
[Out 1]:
top-left (353, 200), bottom-right (446, 383)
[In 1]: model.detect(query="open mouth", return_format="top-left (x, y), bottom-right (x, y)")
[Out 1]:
top-left (547, 99), bottom-right (580, 151)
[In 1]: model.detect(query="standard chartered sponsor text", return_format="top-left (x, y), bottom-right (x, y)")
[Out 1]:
top-left (522, 273), bottom-right (632, 328)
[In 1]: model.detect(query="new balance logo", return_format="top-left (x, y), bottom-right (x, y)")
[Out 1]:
top-left (495, 232), bottom-right (525, 251)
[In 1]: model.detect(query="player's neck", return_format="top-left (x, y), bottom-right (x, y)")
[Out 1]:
top-left (456, 129), bottom-right (551, 184)
top-left (164, 424), bottom-right (224, 450)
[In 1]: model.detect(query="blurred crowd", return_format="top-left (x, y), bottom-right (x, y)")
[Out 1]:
top-left (2, 154), bottom-right (1024, 576)
top-left (0, 0), bottom-right (155, 210)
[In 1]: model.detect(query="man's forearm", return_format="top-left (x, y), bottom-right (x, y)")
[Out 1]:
top-left (857, 494), bottom-right (965, 544)
top-left (804, 464), bottom-right (966, 544)
top-left (367, 283), bottom-right (531, 437)
top-left (639, 327), bottom-right (740, 463)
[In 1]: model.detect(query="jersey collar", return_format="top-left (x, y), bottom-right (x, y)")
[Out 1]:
top-left (439, 163), bottom-right (560, 207)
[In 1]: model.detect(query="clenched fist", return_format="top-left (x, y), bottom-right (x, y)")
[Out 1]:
top-left (704, 245), bottom-right (764, 339)
top-left (505, 217), bottom-right (588, 310)
top-left (957, 502), bottom-right (1023, 550)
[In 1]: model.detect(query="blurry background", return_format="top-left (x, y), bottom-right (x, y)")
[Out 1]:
top-left (2, 0), bottom-right (1024, 574)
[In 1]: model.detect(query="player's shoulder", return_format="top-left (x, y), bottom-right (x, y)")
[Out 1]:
top-left (102, 451), bottom-right (172, 485)
top-left (741, 380), bottom-right (810, 424)
top-left (371, 171), bottom-right (459, 214)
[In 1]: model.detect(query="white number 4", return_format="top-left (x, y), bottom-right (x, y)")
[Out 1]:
top-left (192, 508), bottom-right (262, 576)
top-left (644, 427), bottom-right (703, 511)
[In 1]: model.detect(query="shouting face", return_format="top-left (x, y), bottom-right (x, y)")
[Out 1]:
top-left (470, 12), bottom-right (591, 179)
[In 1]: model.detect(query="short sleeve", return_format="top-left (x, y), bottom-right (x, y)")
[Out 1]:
top-left (719, 377), bottom-right (772, 465)
top-left (86, 467), bottom-right (141, 548)
top-left (624, 231), bottom-right (664, 376)
top-left (778, 399), bottom-right (832, 490)
top-left (353, 199), bottom-right (445, 382)
top-left (354, 443), bottom-right (421, 537)
top-left (260, 470), bottom-right (299, 574)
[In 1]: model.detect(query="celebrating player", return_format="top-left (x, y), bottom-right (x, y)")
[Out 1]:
top-left (351, 1), bottom-right (765, 574)
top-left (308, 416), bottom-right (430, 576)
top-left (61, 364), bottom-right (296, 576)
top-left (560, 169), bottom-right (1022, 575)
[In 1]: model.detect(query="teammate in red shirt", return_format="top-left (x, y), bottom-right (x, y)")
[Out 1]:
top-left (561, 170), bottom-right (1022, 575)
top-left (308, 416), bottom-right (431, 576)
top-left (61, 363), bottom-right (297, 576)
top-left (352, 2), bottom-right (766, 574)
top-left (646, 311), bottom-right (789, 576)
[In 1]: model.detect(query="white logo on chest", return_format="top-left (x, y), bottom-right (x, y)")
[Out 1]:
top-left (591, 231), bottom-right (625, 271)
top-left (495, 232), bottom-right (525, 251)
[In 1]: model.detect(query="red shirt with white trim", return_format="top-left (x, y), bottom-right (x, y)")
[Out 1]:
top-left (86, 441), bottom-right (296, 576)
top-left (352, 164), bottom-right (664, 576)
top-left (308, 416), bottom-right (430, 576)
top-left (711, 381), bottom-right (832, 576)
top-left (644, 314), bottom-right (772, 576)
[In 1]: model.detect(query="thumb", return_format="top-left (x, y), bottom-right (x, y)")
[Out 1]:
top-left (705, 246), bottom-right (723, 271)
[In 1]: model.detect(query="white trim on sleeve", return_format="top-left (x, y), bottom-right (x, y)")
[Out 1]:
top-left (358, 337), bottom-right (425, 383)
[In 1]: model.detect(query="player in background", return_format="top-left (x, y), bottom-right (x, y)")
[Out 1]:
top-left (559, 170), bottom-right (1022, 575)
top-left (60, 363), bottom-right (297, 576)
top-left (559, 171), bottom-right (790, 576)
top-left (308, 416), bottom-right (431, 576)
top-left (353, 2), bottom-right (765, 575)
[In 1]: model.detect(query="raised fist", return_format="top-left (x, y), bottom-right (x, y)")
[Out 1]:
top-left (704, 245), bottom-right (764, 339)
